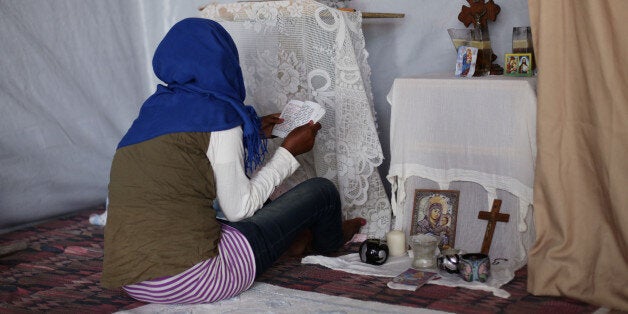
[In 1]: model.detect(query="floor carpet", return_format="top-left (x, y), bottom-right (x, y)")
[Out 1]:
top-left (0, 208), bottom-right (601, 313)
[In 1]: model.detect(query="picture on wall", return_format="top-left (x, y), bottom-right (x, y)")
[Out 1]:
top-left (410, 189), bottom-right (460, 250)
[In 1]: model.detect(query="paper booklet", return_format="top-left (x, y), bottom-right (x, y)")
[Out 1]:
top-left (271, 99), bottom-right (326, 138)
top-left (386, 268), bottom-right (438, 291)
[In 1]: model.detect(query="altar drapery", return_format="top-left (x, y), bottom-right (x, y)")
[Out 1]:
top-left (201, 0), bottom-right (391, 237)
top-left (527, 0), bottom-right (628, 310)
top-left (386, 75), bottom-right (538, 274)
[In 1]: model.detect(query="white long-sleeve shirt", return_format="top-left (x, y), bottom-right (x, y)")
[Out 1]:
top-left (206, 126), bottom-right (300, 221)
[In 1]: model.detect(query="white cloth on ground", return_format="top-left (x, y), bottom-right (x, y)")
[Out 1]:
top-left (115, 282), bottom-right (449, 314)
top-left (302, 250), bottom-right (513, 298)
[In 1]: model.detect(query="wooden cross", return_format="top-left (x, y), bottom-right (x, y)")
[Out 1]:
top-left (458, 0), bottom-right (501, 29)
top-left (478, 199), bottom-right (509, 255)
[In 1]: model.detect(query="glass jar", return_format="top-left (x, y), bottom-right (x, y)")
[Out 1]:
top-left (447, 27), bottom-right (492, 76)
top-left (411, 234), bottom-right (438, 269)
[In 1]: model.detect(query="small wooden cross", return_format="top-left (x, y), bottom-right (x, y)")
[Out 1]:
top-left (478, 199), bottom-right (509, 255)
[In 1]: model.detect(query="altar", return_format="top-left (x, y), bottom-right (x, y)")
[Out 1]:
top-left (386, 74), bottom-right (537, 269)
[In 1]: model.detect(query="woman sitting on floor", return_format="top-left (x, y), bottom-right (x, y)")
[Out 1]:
top-left (101, 18), bottom-right (364, 304)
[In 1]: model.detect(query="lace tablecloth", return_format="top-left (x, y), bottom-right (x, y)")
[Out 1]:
top-left (201, 0), bottom-right (391, 237)
top-left (386, 74), bottom-right (537, 268)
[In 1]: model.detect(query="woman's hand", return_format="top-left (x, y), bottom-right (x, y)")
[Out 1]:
top-left (281, 121), bottom-right (321, 156)
top-left (260, 113), bottom-right (283, 139)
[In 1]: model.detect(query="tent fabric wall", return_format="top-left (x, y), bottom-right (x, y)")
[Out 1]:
top-left (527, 0), bottom-right (628, 310)
top-left (0, 0), bottom-right (207, 232)
top-left (1, 1), bottom-right (150, 230)
top-left (0, 0), bottom-right (531, 232)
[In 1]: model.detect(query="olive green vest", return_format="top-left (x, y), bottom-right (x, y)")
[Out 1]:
top-left (101, 132), bottom-right (221, 288)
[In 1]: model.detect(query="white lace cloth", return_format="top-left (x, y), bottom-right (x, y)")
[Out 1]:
top-left (201, 0), bottom-right (391, 237)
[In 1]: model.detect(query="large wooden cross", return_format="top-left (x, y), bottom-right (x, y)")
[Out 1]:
top-left (478, 199), bottom-right (510, 255)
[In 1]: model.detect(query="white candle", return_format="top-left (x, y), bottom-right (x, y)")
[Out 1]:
top-left (386, 230), bottom-right (406, 257)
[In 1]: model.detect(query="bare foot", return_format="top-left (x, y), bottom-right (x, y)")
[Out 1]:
top-left (342, 217), bottom-right (366, 243)
top-left (284, 217), bottom-right (366, 257)
top-left (284, 229), bottom-right (313, 257)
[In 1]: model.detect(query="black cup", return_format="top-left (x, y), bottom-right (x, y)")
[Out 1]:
top-left (437, 249), bottom-right (461, 273)
top-left (359, 239), bottom-right (389, 265)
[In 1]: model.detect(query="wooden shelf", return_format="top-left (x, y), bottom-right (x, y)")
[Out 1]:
top-left (199, 2), bottom-right (404, 18)
top-left (361, 12), bottom-right (404, 19)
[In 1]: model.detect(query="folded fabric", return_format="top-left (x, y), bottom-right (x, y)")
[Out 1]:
top-left (89, 210), bottom-right (107, 226)
top-left (89, 197), bottom-right (109, 226)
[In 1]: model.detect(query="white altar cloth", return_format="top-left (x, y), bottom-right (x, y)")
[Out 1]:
top-left (386, 74), bottom-right (537, 269)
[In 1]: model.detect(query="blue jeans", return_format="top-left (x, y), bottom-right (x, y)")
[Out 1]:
top-left (224, 177), bottom-right (343, 277)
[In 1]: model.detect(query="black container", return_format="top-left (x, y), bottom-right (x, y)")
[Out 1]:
top-left (359, 239), bottom-right (389, 265)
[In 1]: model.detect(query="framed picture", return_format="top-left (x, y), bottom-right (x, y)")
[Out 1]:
top-left (504, 53), bottom-right (533, 77)
top-left (410, 189), bottom-right (460, 250)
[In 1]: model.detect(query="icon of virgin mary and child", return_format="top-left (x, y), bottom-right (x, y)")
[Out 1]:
top-left (416, 195), bottom-right (455, 250)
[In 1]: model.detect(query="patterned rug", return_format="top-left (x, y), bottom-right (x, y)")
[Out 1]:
top-left (0, 208), bottom-right (601, 313)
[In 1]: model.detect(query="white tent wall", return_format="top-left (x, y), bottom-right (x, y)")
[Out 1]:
top-left (1, 0), bottom-right (148, 231)
top-left (0, 0), bottom-right (530, 232)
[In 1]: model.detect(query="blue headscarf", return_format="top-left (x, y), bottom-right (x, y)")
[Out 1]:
top-left (118, 18), bottom-right (266, 172)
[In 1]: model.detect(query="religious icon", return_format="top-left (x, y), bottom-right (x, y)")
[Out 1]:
top-left (504, 53), bottom-right (532, 77)
top-left (506, 55), bottom-right (518, 74)
top-left (518, 56), bottom-right (530, 74)
top-left (410, 190), bottom-right (460, 250)
top-left (455, 46), bottom-right (478, 77)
